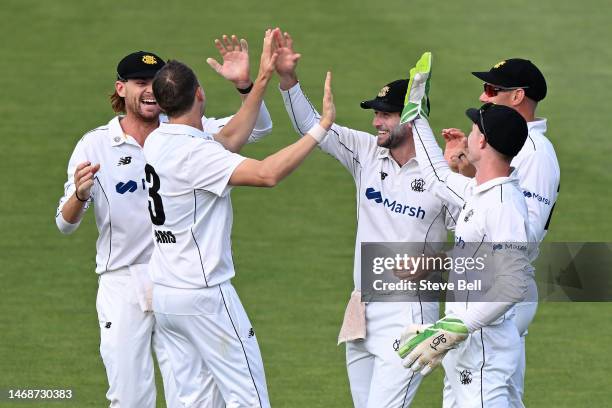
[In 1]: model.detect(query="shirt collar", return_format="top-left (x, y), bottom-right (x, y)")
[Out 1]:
top-left (528, 118), bottom-right (547, 134)
top-left (158, 122), bottom-right (208, 139)
top-left (108, 116), bottom-right (128, 146)
top-left (376, 147), bottom-right (420, 167)
top-left (472, 170), bottom-right (519, 194)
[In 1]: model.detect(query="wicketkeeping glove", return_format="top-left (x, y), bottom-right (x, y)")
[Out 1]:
top-left (397, 316), bottom-right (468, 376)
top-left (400, 51), bottom-right (432, 124)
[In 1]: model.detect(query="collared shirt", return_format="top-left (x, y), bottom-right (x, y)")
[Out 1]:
top-left (412, 117), bottom-right (531, 332)
top-left (511, 118), bottom-right (560, 243)
top-left (56, 108), bottom-right (271, 274)
top-left (281, 83), bottom-right (457, 290)
top-left (142, 123), bottom-right (246, 288)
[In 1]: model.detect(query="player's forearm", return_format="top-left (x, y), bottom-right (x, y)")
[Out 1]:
top-left (279, 73), bottom-right (298, 91)
top-left (458, 255), bottom-right (530, 332)
top-left (280, 81), bottom-right (320, 136)
top-left (247, 101), bottom-right (273, 144)
top-left (256, 132), bottom-right (320, 186)
top-left (413, 118), bottom-right (453, 186)
top-left (56, 194), bottom-right (86, 233)
top-left (215, 74), bottom-right (272, 152)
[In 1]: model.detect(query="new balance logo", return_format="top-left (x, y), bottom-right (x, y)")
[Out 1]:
top-left (116, 180), bottom-right (138, 194)
top-left (117, 156), bottom-right (132, 166)
top-left (154, 230), bottom-right (176, 244)
top-left (364, 188), bottom-right (426, 219)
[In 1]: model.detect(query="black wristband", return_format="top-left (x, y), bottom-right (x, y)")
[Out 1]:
top-left (75, 190), bottom-right (89, 202)
top-left (237, 82), bottom-right (254, 94)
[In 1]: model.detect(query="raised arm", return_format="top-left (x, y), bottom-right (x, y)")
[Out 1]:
top-left (401, 52), bottom-right (470, 209)
top-left (229, 71), bottom-right (335, 187)
top-left (275, 32), bottom-right (377, 177)
top-left (207, 30), bottom-right (278, 152)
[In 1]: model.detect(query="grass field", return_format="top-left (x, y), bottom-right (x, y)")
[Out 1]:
top-left (1, 0), bottom-right (611, 406)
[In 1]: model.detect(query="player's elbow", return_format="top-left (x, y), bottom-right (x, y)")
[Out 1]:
top-left (55, 212), bottom-right (80, 234)
top-left (258, 173), bottom-right (280, 187)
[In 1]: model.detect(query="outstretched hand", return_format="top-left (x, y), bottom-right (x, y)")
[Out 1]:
top-left (321, 71), bottom-right (335, 130)
top-left (207, 34), bottom-right (252, 89)
top-left (275, 31), bottom-right (301, 78)
top-left (256, 28), bottom-right (281, 80)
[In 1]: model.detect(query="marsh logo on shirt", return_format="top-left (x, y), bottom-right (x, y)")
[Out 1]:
top-left (523, 190), bottom-right (552, 206)
top-left (365, 187), bottom-right (426, 219)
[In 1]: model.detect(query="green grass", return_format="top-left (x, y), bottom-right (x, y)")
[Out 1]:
top-left (1, 0), bottom-right (611, 406)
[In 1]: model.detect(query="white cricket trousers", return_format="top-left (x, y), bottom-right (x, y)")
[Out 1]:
top-left (507, 300), bottom-right (538, 408)
top-left (97, 268), bottom-right (216, 408)
top-left (442, 318), bottom-right (521, 408)
top-left (346, 301), bottom-right (439, 408)
top-left (153, 281), bottom-right (271, 408)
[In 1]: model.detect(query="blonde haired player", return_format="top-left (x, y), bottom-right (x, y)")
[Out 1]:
top-left (56, 35), bottom-right (272, 407)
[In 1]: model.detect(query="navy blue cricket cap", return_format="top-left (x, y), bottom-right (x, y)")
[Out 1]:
top-left (465, 103), bottom-right (528, 157)
top-left (116, 51), bottom-right (165, 81)
top-left (472, 58), bottom-right (547, 102)
top-left (360, 79), bottom-right (408, 113)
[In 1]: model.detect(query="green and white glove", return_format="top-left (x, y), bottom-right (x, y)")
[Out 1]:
top-left (400, 51), bottom-right (432, 124)
top-left (397, 316), bottom-right (468, 376)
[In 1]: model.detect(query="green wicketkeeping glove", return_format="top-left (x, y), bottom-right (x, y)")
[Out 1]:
top-left (397, 316), bottom-right (468, 376)
top-left (400, 51), bottom-right (432, 124)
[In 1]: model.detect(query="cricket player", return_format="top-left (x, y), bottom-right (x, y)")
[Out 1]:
top-left (398, 53), bottom-right (534, 407)
top-left (143, 28), bottom-right (336, 408)
top-left (55, 35), bottom-right (272, 407)
top-left (274, 34), bottom-right (457, 407)
top-left (441, 58), bottom-right (560, 407)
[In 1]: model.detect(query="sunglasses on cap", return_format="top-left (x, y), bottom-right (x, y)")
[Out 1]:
top-left (478, 103), bottom-right (495, 140)
top-left (483, 83), bottom-right (529, 97)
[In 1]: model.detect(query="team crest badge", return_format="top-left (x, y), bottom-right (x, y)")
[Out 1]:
top-left (142, 55), bottom-right (158, 65)
top-left (378, 86), bottom-right (390, 97)
top-left (493, 60), bottom-right (506, 69)
top-left (393, 339), bottom-right (400, 351)
top-left (459, 369), bottom-right (472, 385)
top-left (411, 178), bottom-right (425, 192)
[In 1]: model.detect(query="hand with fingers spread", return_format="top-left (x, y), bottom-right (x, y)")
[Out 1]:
top-left (256, 28), bottom-right (280, 82)
top-left (207, 34), bottom-right (252, 89)
top-left (74, 161), bottom-right (100, 202)
top-left (275, 31), bottom-right (301, 89)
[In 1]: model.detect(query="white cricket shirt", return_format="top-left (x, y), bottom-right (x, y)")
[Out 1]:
top-left (142, 123), bottom-right (246, 288)
top-left (56, 106), bottom-right (271, 274)
top-left (281, 83), bottom-right (457, 291)
top-left (512, 118), bottom-right (560, 243)
top-left (412, 118), bottom-right (532, 332)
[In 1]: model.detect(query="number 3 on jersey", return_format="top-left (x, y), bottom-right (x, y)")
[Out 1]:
top-left (145, 164), bottom-right (165, 225)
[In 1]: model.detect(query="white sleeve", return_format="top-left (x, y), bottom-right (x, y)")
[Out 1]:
top-left (202, 101), bottom-right (273, 144)
top-left (514, 150), bottom-right (560, 242)
top-left (459, 204), bottom-right (530, 332)
top-left (55, 137), bottom-right (91, 234)
top-left (186, 140), bottom-right (247, 196)
top-left (280, 82), bottom-right (377, 178)
top-left (412, 117), bottom-right (471, 209)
